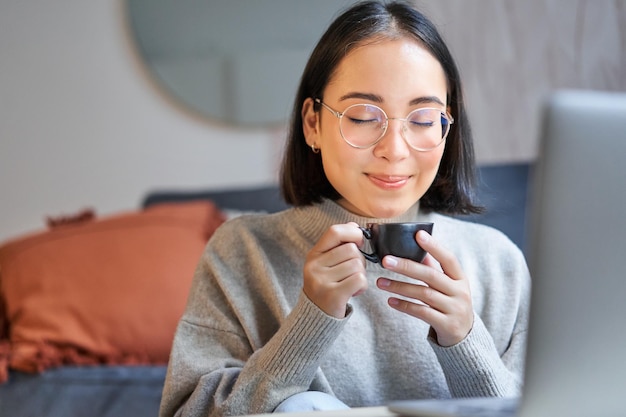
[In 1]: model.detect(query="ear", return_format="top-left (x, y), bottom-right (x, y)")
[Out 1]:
top-left (302, 98), bottom-right (320, 148)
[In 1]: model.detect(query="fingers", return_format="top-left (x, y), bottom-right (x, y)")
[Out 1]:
top-left (386, 296), bottom-right (446, 329)
top-left (377, 277), bottom-right (447, 312)
top-left (306, 267), bottom-right (368, 318)
top-left (386, 295), bottom-right (471, 346)
top-left (304, 222), bottom-right (368, 318)
top-left (377, 231), bottom-right (473, 346)
top-left (421, 253), bottom-right (442, 272)
top-left (381, 231), bottom-right (463, 291)
top-left (312, 222), bottom-right (364, 255)
top-left (378, 272), bottom-right (473, 346)
top-left (414, 230), bottom-right (464, 281)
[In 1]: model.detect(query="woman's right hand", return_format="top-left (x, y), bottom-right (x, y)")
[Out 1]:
top-left (303, 222), bottom-right (368, 318)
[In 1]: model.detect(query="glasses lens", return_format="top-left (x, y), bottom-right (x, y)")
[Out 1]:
top-left (404, 108), bottom-right (449, 150)
top-left (340, 104), bottom-right (386, 148)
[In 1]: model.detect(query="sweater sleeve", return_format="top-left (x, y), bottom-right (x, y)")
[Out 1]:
top-left (428, 314), bottom-right (524, 397)
top-left (219, 292), bottom-right (349, 415)
top-left (426, 223), bottom-right (530, 398)
top-left (159, 249), bottom-right (349, 417)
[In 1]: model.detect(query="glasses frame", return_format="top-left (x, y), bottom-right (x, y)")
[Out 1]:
top-left (314, 98), bottom-right (454, 152)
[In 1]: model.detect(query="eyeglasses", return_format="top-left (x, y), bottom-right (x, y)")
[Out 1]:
top-left (315, 98), bottom-right (454, 152)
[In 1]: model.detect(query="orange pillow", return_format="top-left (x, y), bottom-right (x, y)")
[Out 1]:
top-left (0, 201), bottom-right (225, 382)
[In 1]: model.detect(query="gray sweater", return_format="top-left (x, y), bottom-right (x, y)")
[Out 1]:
top-left (159, 200), bottom-right (530, 417)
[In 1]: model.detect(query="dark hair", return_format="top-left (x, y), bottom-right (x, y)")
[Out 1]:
top-left (280, 0), bottom-right (483, 215)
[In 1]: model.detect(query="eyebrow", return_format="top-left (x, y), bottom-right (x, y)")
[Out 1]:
top-left (338, 92), bottom-right (445, 107)
top-left (410, 96), bottom-right (446, 107)
top-left (339, 92), bottom-right (384, 102)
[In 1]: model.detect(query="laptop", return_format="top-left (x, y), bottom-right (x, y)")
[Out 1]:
top-left (388, 89), bottom-right (626, 417)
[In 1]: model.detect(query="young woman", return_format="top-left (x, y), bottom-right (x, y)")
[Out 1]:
top-left (159, 2), bottom-right (530, 416)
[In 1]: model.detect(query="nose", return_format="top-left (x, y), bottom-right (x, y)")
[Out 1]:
top-left (372, 118), bottom-right (411, 161)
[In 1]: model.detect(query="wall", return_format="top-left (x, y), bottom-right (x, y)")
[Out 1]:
top-left (0, 0), bottom-right (283, 241)
top-left (420, 0), bottom-right (626, 162)
top-left (0, 0), bottom-right (624, 242)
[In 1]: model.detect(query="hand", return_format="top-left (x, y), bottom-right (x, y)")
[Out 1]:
top-left (376, 230), bottom-right (473, 346)
top-left (303, 222), bottom-right (368, 318)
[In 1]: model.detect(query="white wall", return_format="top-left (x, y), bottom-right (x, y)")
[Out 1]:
top-left (0, 0), bottom-right (283, 241)
top-left (419, 0), bottom-right (626, 163)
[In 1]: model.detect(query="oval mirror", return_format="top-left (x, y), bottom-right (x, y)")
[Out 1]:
top-left (125, 0), bottom-right (358, 127)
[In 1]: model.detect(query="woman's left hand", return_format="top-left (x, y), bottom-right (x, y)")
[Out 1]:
top-left (376, 230), bottom-right (473, 347)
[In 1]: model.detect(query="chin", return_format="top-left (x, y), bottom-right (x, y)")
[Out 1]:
top-left (364, 199), bottom-right (416, 219)
top-left (369, 207), bottom-right (408, 219)
top-left (338, 192), bottom-right (420, 219)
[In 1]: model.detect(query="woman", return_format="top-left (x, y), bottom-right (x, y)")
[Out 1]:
top-left (159, 1), bottom-right (530, 416)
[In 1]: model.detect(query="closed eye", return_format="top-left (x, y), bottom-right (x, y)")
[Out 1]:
top-left (409, 120), bottom-right (435, 128)
top-left (347, 116), bottom-right (381, 125)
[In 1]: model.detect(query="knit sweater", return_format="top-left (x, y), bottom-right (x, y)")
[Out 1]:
top-left (159, 199), bottom-right (530, 417)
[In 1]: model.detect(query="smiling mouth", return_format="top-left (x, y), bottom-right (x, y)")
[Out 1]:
top-left (367, 174), bottom-right (411, 188)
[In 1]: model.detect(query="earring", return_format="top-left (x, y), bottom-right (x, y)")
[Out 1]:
top-left (311, 144), bottom-right (320, 154)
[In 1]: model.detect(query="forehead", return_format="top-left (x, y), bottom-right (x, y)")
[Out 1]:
top-left (325, 37), bottom-right (448, 105)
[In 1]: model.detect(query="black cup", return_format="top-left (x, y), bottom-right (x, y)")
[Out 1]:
top-left (359, 222), bottom-right (434, 264)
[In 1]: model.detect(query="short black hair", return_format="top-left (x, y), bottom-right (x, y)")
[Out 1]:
top-left (280, 0), bottom-right (482, 215)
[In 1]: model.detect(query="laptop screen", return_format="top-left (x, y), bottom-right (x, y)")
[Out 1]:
top-left (521, 89), bottom-right (626, 417)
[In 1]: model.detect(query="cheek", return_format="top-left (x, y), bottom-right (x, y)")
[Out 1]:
top-left (417, 147), bottom-right (446, 186)
top-left (424, 148), bottom-right (445, 170)
top-left (318, 125), bottom-right (360, 170)
top-left (321, 144), bottom-right (361, 180)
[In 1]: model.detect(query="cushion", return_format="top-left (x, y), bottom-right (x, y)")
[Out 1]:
top-left (0, 201), bottom-right (225, 382)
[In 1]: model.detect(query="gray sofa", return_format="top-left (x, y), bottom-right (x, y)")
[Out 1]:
top-left (0, 162), bottom-right (531, 417)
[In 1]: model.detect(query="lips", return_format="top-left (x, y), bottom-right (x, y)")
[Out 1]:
top-left (367, 174), bottom-right (411, 189)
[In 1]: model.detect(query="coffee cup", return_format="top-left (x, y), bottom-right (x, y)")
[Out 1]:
top-left (359, 222), bottom-right (434, 264)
